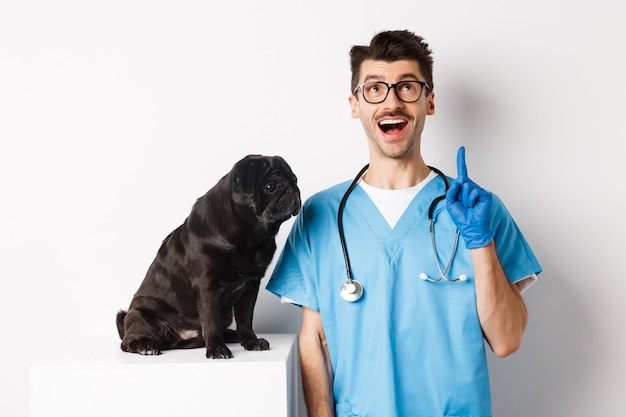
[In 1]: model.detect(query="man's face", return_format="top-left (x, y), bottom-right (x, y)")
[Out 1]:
top-left (349, 59), bottom-right (435, 161)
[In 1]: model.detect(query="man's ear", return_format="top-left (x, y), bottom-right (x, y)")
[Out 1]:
top-left (426, 91), bottom-right (435, 115)
top-left (349, 95), bottom-right (360, 119)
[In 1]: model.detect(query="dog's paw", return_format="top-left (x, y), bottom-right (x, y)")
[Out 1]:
top-left (126, 339), bottom-right (161, 356)
top-left (138, 342), bottom-right (160, 356)
top-left (206, 344), bottom-right (233, 359)
top-left (242, 337), bottom-right (270, 351)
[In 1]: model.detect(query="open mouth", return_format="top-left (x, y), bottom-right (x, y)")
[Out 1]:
top-left (378, 118), bottom-right (408, 135)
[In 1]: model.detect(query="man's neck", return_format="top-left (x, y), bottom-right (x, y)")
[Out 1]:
top-left (362, 157), bottom-right (431, 190)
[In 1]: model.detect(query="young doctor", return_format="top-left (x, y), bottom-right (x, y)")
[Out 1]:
top-left (266, 30), bottom-right (541, 417)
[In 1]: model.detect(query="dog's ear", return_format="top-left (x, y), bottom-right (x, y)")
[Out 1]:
top-left (232, 155), bottom-right (270, 197)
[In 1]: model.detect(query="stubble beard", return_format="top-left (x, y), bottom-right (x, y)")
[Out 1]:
top-left (370, 136), bottom-right (416, 159)
top-left (366, 121), bottom-right (422, 160)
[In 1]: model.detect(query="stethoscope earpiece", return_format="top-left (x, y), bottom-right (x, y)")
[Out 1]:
top-left (419, 272), bottom-right (468, 283)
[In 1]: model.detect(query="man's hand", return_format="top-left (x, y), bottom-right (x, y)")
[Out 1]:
top-left (445, 146), bottom-right (494, 249)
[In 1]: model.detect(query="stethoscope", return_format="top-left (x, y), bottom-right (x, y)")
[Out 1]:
top-left (338, 164), bottom-right (467, 303)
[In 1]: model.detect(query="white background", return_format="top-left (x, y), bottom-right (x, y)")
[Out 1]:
top-left (1, 1), bottom-right (625, 415)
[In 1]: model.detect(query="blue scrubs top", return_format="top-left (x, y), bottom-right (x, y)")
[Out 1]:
top-left (266, 175), bottom-right (542, 417)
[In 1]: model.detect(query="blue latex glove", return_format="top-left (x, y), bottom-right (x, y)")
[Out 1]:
top-left (446, 146), bottom-right (494, 249)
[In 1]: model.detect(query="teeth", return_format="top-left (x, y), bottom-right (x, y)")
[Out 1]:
top-left (379, 119), bottom-right (405, 125)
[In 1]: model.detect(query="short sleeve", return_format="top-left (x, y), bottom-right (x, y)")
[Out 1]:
top-left (266, 199), bottom-right (320, 311)
top-left (489, 194), bottom-right (542, 287)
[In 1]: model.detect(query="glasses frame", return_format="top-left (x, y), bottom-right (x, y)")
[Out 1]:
top-left (353, 80), bottom-right (431, 104)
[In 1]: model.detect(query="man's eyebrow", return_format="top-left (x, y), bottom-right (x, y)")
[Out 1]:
top-left (361, 73), bottom-right (420, 83)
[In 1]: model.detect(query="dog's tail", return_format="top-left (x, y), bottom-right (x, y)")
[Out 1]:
top-left (116, 310), bottom-right (127, 339)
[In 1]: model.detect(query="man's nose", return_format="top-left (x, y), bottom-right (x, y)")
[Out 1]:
top-left (382, 86), bottom-right (405, 108)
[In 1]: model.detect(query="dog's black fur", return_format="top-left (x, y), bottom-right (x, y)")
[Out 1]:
top-left (116, 155), bottom-right (300, 359)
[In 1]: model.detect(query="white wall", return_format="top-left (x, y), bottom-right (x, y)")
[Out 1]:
top-left (1, 1), bottom-right (625, 415)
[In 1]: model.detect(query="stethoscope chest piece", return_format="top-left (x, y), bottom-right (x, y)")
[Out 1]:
top-left (340, 280), bottom-right (364, 302)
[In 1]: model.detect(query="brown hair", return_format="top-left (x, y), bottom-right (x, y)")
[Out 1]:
top-left (349, 30), bottom-right (434, 94)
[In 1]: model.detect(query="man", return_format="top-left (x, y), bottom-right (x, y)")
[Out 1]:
top-left (267, 30), bottom-right (541, 417)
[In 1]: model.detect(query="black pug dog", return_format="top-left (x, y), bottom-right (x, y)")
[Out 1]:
top-left (116, 155), bottom-right (300, 359)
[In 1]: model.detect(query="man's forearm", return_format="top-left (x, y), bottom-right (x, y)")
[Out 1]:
top-left (472, 241), bottom-right (528, 357)
top-left (300, 308), bottom-right (335, 417)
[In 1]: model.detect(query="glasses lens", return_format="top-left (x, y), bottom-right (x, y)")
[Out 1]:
top-left (362, 82), bottom-right (388, 103)
top-left (395, 82), bottom-right (423, 102)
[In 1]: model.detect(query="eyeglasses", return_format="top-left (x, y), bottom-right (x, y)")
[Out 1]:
top-left (353, 80), bottom-right (431, 104)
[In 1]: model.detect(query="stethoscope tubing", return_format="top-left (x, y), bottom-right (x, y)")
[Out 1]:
top-left (337, 164), bottom-right (370, 286)
top-left (338, 164), bottom-right (465, 302)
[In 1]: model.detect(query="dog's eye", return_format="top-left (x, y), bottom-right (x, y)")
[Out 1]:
top-left (265, 181), bottom-right (276, 192)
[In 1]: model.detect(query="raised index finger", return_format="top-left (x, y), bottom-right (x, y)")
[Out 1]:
top-left (456, 146), bottom-right (468, 181)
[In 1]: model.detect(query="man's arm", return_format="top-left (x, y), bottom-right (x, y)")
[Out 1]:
top-left (472, 241), bottom-right (528, 357)
top-left (300, 306), bottom-right (334, 417)
top-left (446, 146), bottom-right (529, 357)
